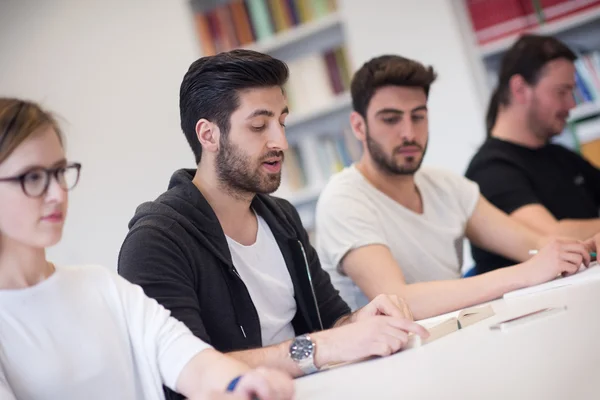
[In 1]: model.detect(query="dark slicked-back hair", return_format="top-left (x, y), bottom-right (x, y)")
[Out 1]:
top-left (179, 49), bottom-right (289, 163)
top-left (486, 34), bottom-right (576, 135)
top-left (351, 55), bottom-right (437, 118)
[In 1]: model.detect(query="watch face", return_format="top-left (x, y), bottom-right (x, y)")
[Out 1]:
top-left (290, 336), bottom-right (314, 361)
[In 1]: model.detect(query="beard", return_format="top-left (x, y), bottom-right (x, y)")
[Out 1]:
top-left (527, 94), bottom-right (569, 141)
top-left (366, 127), bottom-right (427, 176)
top-left (215, 136), bottom-right (283, 197)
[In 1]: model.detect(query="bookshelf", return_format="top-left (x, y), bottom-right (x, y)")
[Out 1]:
top-left (244, 10), bottom-right (343, 55)
top-left (285, 91), bottom-right (351, 134)
top-left (575, 117), bottom-right (600, 142)
top-left (287, 183), bottom-right (326, 207)
top-left (455, 0), bottom-right (600, 160)
top-left (569, 100), bottom-right (600, 122)
top-left (478, 6), bottom-right (600, 58)
top-left (190, 0), bottom-right (356, 232)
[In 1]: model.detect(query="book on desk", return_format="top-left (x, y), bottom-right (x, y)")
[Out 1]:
top-left (319, 304), bottom-right (495, 371)
top-left (405, 263), bottom-right (600, 348)
top-left (406, 304), bottom-right (496, 349)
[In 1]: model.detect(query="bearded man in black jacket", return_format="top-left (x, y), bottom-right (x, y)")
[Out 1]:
top-left (118, 49), bottom-right (427, 398)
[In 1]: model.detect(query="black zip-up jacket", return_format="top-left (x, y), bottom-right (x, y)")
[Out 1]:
top-left (118, 169), bottom-right (350, 396)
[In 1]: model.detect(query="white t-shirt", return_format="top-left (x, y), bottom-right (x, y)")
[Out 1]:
top-left (316, 165), bottom-right (480, 311)
top-left (0, 265), bottom-right (211, 400)
top-left (226, 213), bottom-right (296, 346)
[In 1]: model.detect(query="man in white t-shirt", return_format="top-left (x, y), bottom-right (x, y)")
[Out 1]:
top-left (316, 55), bottom-right (596, 319)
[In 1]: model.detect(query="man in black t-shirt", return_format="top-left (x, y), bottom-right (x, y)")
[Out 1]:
top-left (466, 34), bottom-right (600, 274)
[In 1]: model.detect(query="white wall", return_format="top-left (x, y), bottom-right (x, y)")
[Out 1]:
top-left (0, 0), bottom-right (485, 270)
top-left (0, 0), bottom-right (200, 269)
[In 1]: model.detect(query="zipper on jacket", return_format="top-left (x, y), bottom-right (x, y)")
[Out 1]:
top-left (228, 265), bottom-right (248, 340)
top-left (297, 240), bottom-right (324, 330)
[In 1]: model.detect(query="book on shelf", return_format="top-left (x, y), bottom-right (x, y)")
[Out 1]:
top-left (314, 134), bottom-right (351, 176)
top-left (465, 0), bottom-right (539, 46)
top-left (464, 0), bottom-right (600, 47)
top-left (534, 0), bottom-right (600, 24)
top-left (285, 44), bottom-right (352, 118)
top-left (573, 51), bottom-right (600, 108)
top-left (312, 130), bottom-right (362, 180)
top-left (406, 304), bottom-right (496, 349)
top-left (281, 143), bottom-right (308, 192)
top-left (277, 129), bottom-right (362, 198)
top-left (581, 134), bottom-right (600, 168)
top-left (192, 0), bottom-right (339, 56)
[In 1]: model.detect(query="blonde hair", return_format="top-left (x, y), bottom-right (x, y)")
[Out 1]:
top-left (0, 98), bottom-right (63, 164)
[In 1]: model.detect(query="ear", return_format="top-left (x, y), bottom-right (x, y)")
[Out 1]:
top-left (508, 74), bottom-right (531, 105)
top-left (350, 111), bottom-right (367, 141)
top-left (195, 118), bottom-right (220, 154)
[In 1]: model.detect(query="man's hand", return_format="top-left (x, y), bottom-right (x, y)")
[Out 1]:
top-left (333, 294), bottom-right (413, 328)
top-left (516, 237), bottom-right (591, 285)
top-left (312, 315), bottom-right (428, 368)
top-left (352, 294), bottom-right (413, 322)
top-left (583, 233), bottom-right (600, 261)
top-left (195, 368), bottom-right (294, 400)
top-left (351, 294), bottom-right (414, 322)
top-left (184, 360), bottom-right (294, 400)
top-left (202, 369), bottom-right (294, 400)
top-left (230, 368), bottom-right (294, 400)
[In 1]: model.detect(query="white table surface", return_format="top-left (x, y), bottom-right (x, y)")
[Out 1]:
top-left (295, 277), bottom-right (600, 399)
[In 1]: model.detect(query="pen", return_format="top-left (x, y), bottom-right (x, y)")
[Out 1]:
top-left (528, 249), bottom-right (597, 258)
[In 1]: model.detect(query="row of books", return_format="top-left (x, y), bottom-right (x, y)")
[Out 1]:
top-left (280, 129), bottom-right (362, 194)
top-left (192, 0), bottom-right (338, 56)
top-left (285, 45), bottom-right (351, 117)
top-left (465, 0), bottom-right (600, 46)
top-left (574, 51), bottom-right (600, 105)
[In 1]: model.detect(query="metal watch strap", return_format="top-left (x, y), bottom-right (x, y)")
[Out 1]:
top-left (297, 354), bottom-right (319, 374)
top-left (292, 334), bottom-right (319, 374)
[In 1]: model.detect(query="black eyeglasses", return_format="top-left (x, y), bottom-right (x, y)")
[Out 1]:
top-left (0, 163), bottom-right (82, 198)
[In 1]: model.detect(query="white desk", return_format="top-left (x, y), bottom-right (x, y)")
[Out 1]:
top-left (296, 278), bottom-right (600, 399)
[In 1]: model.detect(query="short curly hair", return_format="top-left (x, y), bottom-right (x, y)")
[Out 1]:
top-left (351, 55), bottom-right (437, 118)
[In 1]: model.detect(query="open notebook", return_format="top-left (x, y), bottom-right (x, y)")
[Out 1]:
top-left (406, 304), bottom-right (495, 349)
top-left (504, 262), bottom-right (600, 299)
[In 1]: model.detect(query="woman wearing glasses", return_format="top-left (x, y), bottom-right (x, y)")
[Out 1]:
top-left (0, 98), bottom-right (293, 400)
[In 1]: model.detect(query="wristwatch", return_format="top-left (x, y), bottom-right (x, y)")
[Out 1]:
top-left (289, 334), bottom-right (319, 374)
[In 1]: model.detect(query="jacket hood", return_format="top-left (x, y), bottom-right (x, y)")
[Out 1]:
top-left (128, 168), bottom-right (299, 266)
